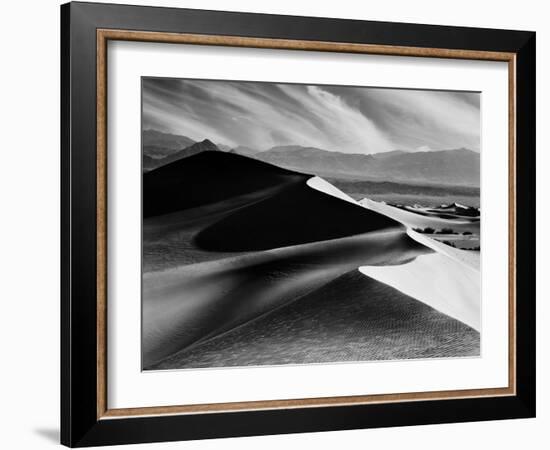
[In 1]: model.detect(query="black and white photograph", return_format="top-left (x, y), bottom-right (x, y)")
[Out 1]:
top-left (141, 77), bottom-right (481, 371)
top-left (1, 0), bottom-right (542, 447)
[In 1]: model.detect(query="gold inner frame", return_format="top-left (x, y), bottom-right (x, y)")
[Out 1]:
top-left (96, 29), bottom-right (517, 420)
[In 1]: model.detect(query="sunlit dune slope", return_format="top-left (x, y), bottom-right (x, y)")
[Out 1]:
top-left (360, 252), bottom-right (480, 331)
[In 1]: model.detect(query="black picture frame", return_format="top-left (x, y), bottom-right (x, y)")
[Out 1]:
top-left (61, 1), bottom-right (536, 447)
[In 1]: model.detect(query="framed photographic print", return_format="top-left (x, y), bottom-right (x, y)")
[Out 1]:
top-left (60, 2), bottom-right (536, 447)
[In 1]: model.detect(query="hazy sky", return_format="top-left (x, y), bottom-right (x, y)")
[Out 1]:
top-left (142, 77), bottom-right (480, 154)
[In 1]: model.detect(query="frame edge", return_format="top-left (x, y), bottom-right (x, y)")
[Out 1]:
top-left (61, 2), bottom-right (536, 446)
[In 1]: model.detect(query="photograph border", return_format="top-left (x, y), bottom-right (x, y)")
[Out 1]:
top-left (126, 32), bottom-right (505, 403)
top-left (61, 2), bottom-right (535, 447)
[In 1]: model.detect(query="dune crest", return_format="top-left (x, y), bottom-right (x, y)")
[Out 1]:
top-left (143, 151), bottom-right (307, 217)
top-left (306, 176), bottom-right (357, 204)
top-left (360, 197), bottom-right (480, 232)
top-left (407, 228), bottom-right (480, 271)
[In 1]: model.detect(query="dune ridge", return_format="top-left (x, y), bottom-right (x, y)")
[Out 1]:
top-left (306, 176), bottom-right (357, 204)
top-left (407, 228), bottom-right (480, 271)
top-left (360, 197), bottom-right (480, 232)
top-left (143, 151), bottom-right (307, 217)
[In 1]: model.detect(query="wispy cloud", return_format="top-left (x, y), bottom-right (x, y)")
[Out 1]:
top-left (143, 78), bottom-right (480, 154)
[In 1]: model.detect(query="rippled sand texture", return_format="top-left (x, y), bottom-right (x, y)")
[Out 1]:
top-left (151, 271), bottom-right (479, 370)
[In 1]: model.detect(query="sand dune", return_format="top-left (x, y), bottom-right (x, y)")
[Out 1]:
top-left (360, 251), bottom-right (480, 331)
top-left (195, 180), bottom-right (398, 252)
top-left (143, 182), bottom-right (306, 270)
top-left (306, 176), bottom-right (357, 204)
top-left (143, 228), bottom-right (429, 368)
top-left (359, 197), bottom-right (480, 234)
top-left (407, 228), bottom-right (480, 271)
top-left (153, 270), bottom-right (479, 370)
top-left (144, 151), bottom-right (307, 217)
top-left (142, 153), bottom-right (480, 369)
top-left (358, 199), bottom-right (480, 328)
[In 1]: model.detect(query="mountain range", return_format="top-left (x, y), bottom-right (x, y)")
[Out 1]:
top-left (254, 145), bottom-right (479, 186)
top-left (143, 129), bottom-right (195, 159)
top-left (142, 130), bottom-right (479, 186)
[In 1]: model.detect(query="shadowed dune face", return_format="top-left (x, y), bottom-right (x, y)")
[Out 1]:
top-left (143, 151), bottom-right (307, 217)
top-left (143, 183), bottom-right (304, 270)
top-left (151, 270), bottom-right (479, 370)
top-left (195, 182), bottom-right (400, 252)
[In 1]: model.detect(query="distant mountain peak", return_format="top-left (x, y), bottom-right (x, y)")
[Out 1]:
top-left (201, 138), bottom-right (216, 147)
top-left (144, 139), bottom-right (221, 172)
top-left (143, 129), bottom-right (195, 150)
top-left (263, 144), bottom-right (375, 158)
top-left (176, 139), bottom-right (220, 154)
